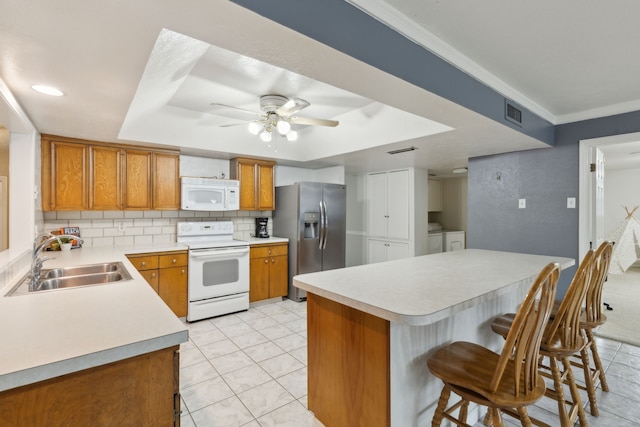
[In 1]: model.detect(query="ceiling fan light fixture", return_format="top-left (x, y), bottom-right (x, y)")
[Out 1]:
top-left (276, 119), bottom-right (291, 135)
top-left (248, 122), bottom-right (262, 135)
top-left (286, 130), bottom-right (298, 142)
top-left (260, 129), bottom-right (272, 142)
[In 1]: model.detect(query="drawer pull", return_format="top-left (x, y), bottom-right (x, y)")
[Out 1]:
top-left (172, 258), bottom-right (177, 264)
top-left (141, 261), bottom-right (146, 267)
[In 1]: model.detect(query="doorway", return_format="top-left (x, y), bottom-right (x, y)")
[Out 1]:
top-left (578, 131), bottom-right (640, 260)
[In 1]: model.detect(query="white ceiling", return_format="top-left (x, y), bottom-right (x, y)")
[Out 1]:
top-left (0, 0), bottom-right (638, 175)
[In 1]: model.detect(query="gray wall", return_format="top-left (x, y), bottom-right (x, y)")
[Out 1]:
top-left (232, 0), bottom-right (640, 296)
top-left (468, 110), bottom-right (640, 296)
top-left (231, 0), bottom-right (554, 145)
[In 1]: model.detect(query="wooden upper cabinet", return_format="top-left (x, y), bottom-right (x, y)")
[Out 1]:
top-left (123, 149), bottom-right (152, 210)
top-left (153, 153), bottom-right (180, 210)
top-left (230, 157), bottom-right (275, 211)
top-left (41, 135), bottom-right (180, 211)
top-left (90, 145), bottom-right (122, 210)
top-left (42, 138), bottom-right (89, 211)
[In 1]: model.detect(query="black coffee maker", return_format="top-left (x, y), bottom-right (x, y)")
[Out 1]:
top-left (255, 217), bottom-right (269, 238)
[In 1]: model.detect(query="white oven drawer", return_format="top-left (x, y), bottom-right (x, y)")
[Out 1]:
top-left (188, 293), bottom-right (248, 322)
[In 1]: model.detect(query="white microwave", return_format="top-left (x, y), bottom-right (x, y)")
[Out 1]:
top-left (180, 177), bottom-right (240, 211)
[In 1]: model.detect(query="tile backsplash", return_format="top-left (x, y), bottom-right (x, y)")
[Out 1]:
top-left (43, 210), bottom-right (273, 247)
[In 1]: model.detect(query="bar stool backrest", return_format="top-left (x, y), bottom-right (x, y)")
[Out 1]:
top-left (490, 262), bottom-right (560, 396)
top-left (545, 250), bottom-right (595, 349)
top-left (585, 241), bottom-right (613, 324)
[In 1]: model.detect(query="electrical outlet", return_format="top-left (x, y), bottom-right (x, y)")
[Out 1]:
top-left (567, 197), bottom-right (576, 209)
top-left (118, 221), bottom-right (126, 232)
top-left (518, 199), bottom-right (526, 209)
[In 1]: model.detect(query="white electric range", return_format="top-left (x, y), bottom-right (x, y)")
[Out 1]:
top-left (177, 221), bottom-right (250, 322)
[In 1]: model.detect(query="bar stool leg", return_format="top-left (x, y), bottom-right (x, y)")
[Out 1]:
top-left (516, 407), bottom-right (534, 427)
top-left (580, 339), bottom-right (599, 416)
top-left (490, 407), bottom-right (504, 427)
top-left (587, 328), bottom-right (609, 391)
top-left (432, 386), bottom-right (450, 427)
top-left (483, 408), bottom-right (494, 426)
top-left (563, 356), bottom-right (589, 427)
top-left (459, 400), bottom-right (469, 423)
top-left (549, 356), bottom-right (571, 426)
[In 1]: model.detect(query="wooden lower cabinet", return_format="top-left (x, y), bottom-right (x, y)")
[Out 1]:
top-left (0, 346), bottom-right (180, 427)
top-left (308, 294), bottom-right (390, 427)
top-left (128, 251), bottom-right (188, 317)
top-left (249, 243), bottom-right (288, 302)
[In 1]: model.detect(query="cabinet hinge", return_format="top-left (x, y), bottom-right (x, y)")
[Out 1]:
top-left (590, 163), bottom-right (596, 172)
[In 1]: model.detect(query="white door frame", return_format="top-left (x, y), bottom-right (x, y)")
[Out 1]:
top-left (579, 131), bottom-right (640, 261)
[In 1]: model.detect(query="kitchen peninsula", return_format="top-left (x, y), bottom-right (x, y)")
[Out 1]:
top-left (293, 249), bottom-right (574, 427)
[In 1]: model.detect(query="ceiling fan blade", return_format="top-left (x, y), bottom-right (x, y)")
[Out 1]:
top-left (289, 116), bottom-right (339, 127)
top-left (218, 121), bottom-right (251, 128)
top-left (276, 97), bottom-right (310, 117)
top-left (209, 103), bottom-right (262, 121)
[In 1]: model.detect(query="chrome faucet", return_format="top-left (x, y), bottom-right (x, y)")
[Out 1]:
top-left (30, 233), bottom-right (84, 291)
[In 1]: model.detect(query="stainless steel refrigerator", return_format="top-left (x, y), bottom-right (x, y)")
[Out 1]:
top-left (273, 182), bottom-right (346, 301)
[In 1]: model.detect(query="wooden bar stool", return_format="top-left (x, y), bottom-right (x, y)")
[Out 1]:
top-left (427, 262), bottom-right (560, 427)
top-left (491, 250), bottom-right (596, 427)
top-left (569, 241), bottom-right (613, 416)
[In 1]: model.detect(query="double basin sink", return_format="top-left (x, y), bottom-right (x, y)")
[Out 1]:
top-left (7, 262), bottom-right (132, 296)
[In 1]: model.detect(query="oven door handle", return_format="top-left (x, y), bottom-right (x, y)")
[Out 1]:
top-left (190, 247), bottom-right (249, 258)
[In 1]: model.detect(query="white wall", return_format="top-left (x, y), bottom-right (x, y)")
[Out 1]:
top-left (604, 168), bottom-right (640, 238)
top-left (180, 155), bottom-right (229, 179)
top-left (346, 173), bottom-right (367, 267)
top-left (275, 165), bottom-right (345, 186)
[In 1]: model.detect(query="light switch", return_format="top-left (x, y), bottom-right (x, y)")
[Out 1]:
top-left (519, 199), bottom-right (526, 209)
top-left (567, 197), bottom-right (576, 209)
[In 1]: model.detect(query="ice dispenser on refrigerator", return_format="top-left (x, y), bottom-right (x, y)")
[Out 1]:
top-left (303, 212), bottom-right (319, 239)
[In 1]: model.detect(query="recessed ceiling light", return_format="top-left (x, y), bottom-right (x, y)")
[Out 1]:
top-left (32, 84), bottom-right (64, 96)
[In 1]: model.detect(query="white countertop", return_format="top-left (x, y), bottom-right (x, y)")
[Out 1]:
top-left (245, 236), bottom-right (289, 245)
top-left (0, 246), bottom-right (189, 392)
top-left (293, 249), bottom-right (574, 326)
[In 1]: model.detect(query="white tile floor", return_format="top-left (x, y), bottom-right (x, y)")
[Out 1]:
top-left (179, 298), bottom-right (640, 427)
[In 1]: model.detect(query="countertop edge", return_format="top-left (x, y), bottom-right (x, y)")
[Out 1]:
top-left (294, 250), bottom-right (575, 326)
top-left (0, 330), bottom-right (188, 392)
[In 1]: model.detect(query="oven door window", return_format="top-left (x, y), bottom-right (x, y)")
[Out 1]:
top-left (203, 259), bottom-right (239, 286)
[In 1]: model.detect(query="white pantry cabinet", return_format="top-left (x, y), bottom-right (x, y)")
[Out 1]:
top-left (366, 168), bottom-right (428, 264)
top-left (367, 239), bottom-right (410, 264)
top-left (444, 231), bottom-right (465, 252)
top-left (368, 170), bottom-right (410, 240)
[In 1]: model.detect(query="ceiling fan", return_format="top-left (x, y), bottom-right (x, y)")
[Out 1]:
top-left (210, 94), bottom-right (339, 142)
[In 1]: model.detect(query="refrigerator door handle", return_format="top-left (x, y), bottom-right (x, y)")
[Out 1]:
top-left (322, 200), bottom-right (329, 249)
top-left (318, 201), bottom-right (325, 250)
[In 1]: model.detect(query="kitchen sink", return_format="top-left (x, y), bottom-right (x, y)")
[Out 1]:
top-left (6, 262), bottom-right (132, 296)
top-left (43, 263), bottom-right (122, 279)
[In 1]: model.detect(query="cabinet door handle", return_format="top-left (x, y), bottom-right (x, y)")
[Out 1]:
top-left (151, 273), bottom-right (156, 278)
top-left (172, 258), bottom-right (177, 264)
top-left (181, 269), bottom-right (185, 274)
top-left (264, 259), bottom-right (269, 264)
top-left (271, 258), bottom-right (275, 263)
top-left (141, 261), bottom-right (146, 267)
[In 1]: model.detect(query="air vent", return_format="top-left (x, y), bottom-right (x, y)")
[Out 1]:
top-left (505, 100), bottom-right (522, 126)
top-left (387, 147), bottom-right (417, 155)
